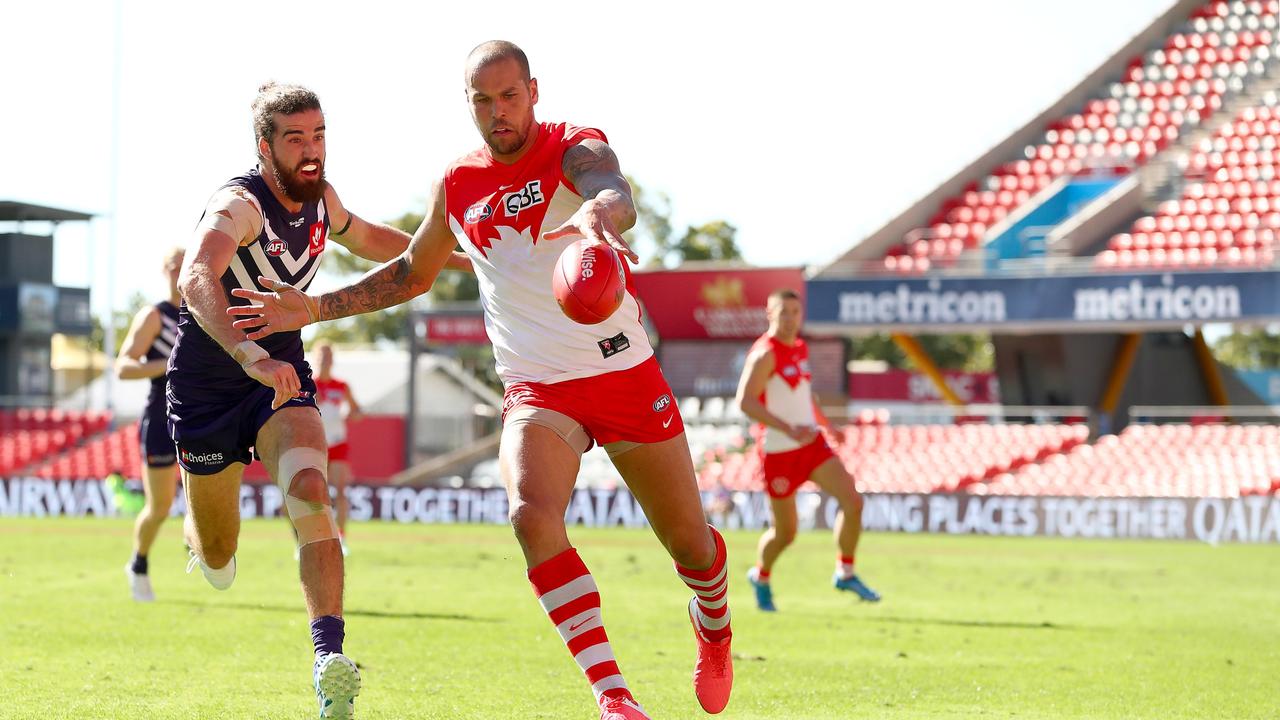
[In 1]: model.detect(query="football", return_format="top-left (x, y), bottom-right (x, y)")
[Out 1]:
top-left (551, 239), bottom-right (626, 325)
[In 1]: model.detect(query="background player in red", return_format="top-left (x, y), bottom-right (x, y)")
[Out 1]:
top-left (312, 341), bottom-right (362, 552)
top-left (735, 289), bottom-right (881, 611)
top-left (117, 247), bottom-right (184, 602)
top-left (229, 41), bottom-right (734, 720)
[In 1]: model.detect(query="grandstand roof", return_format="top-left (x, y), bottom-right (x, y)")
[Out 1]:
top-left (0, 201), bottom-right (94, 223)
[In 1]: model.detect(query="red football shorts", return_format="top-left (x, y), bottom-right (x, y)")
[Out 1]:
top-left (327, 442), bottom-right (350, 462)
top-left (502, 356), bottom-right (684, 448)
top-left (759, 436), bottom-right (837, 499)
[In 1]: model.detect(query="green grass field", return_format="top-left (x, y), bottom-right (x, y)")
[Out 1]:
top-left (1, 518), bottom-right (1277, 719)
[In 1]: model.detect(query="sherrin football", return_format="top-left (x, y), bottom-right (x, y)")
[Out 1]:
top-left (552, 239), bottom-right (626, 325)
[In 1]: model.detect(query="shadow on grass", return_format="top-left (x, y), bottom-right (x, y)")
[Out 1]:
top-left (163, 599), bottom-right (495, 622)
top-left (871, 615), bottom-right (1071, 631)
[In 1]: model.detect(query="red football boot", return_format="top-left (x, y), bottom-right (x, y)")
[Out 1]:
top-left (687, 598), bottom-right (733, 713)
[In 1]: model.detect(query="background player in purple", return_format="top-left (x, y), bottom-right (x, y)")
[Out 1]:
top-left (168, 82), bottom-right (467, 718)
top-left (117, 247), bottom-right (184, 602)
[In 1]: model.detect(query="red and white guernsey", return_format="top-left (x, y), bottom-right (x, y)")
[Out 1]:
top-left (314, 377), bottom-right (350, 446)
top-left (445, 122), bottom-right (652, 386)
top-left (753, 334), bottom-right (817, 453)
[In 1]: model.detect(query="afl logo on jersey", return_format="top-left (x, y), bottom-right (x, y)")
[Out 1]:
top-left (464, 202), bottom-right (493, 224)
top-left (309, 222), bottom-right (326, 256)
top-left (264, 240), bottom-right (288, 257)
top-left (503, 180), bottom-right (545, 217)
top-left (652, 394), bottom-right (672, 413)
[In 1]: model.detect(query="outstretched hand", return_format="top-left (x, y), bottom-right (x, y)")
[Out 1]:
top-left (542, 198), bottom-right (639, 264)
top-left (227, 277), bottom-right (319, 340)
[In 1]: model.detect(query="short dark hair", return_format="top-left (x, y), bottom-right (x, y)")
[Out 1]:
top-left (251, 82), bottom-right (322, 146)
top-left (465, 40), bottom-right (531, 82)
top-left (768, 288), bottom-right (801, 304)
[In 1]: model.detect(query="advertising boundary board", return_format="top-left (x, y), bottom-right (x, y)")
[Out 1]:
top-left (3, 478), bottom-right (1277, 545)
top-left (806, 269), bottom-right (1280, 333)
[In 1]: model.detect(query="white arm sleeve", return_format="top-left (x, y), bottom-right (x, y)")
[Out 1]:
top-left (196, 186), bottom-right (265, 246)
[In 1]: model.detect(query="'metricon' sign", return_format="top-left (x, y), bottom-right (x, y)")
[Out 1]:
top-left (807, 270), bottom-right (1279, 331)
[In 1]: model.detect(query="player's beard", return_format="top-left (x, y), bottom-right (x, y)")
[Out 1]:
top-left (485, 121), bottom-right (529, 155)
top-left (269, 150), bottom-right (328, 204)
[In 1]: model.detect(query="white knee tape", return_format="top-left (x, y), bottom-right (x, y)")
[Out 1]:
top-left (276, 447), bottom-right (328, 492)
top-left (276, 447), bottom-right (338, 547)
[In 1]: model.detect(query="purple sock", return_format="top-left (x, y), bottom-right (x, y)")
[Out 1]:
top-left (130, 553), bottom-right (148, 575)
top-left (310, 615), bottom-right (345, 656)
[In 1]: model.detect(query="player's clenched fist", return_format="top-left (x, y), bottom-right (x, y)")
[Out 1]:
top-left (243, 358), bottom-right (302, 409)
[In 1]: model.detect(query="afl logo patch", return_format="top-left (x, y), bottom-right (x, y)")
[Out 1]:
top-left (264, 239), bottom-right (288, 257)
top-left (652, 394), bottom-right (672, 413)
top-left (465, 202), bottom-right (493, 224)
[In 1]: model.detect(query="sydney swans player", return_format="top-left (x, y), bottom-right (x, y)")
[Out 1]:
top-left (736, 289), bottom-right (880, 612)
top-left (169, 82), bottom-right (467, 718)
top-left (229, 43), bottom-right (734, 719)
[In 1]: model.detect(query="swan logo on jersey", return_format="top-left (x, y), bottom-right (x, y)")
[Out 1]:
top-left (309, 222), bottom-right (326, 256)
top-left (264, 239), bottom-right (289, 257)
top-left (502, 180), bottom-right (545, 218)
top-left (464, 202), bottom-right (493, 224)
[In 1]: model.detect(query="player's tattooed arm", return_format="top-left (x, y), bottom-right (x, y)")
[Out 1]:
top-left (544, 139), bottom-right (639, 263)
top-left (314, 177), bottom-right (457, 322)
top-left (230, 178), bottom-right (455, 333)
top-left (324, 185), bottom-right (473, 272)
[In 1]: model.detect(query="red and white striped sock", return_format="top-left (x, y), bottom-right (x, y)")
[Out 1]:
top-left (754, 566), bottom-right (771, 584)
top-left (837, 554), bottom-right (855, 579)
top-left (675, 525), bottom-right (732, 643)
top-left (528, 548), bottom-right (632, 706)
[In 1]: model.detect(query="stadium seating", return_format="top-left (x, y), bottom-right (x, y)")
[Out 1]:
top-left (1098, 93), bottom-right (1280, 269)
top-left (886, 0), bottom-right (1279, 272)
top-left (35, 425), bottom-right (140, 481)
top-left (981, 422), bottom-right (1280, 497)
top-left (0, 410), bottom-right (112, 477)
top-left (693, 417), bottom-right (1090, 496)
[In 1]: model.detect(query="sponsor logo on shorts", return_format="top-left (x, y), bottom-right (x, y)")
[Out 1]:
top-left (652, 394), bottom-right (672, 413)
top-left (502, 180), bottom-right (545, 218)
top-left (770, 477), bottom-right (792, 495)
top-left (597, 331), bottom-right (631, 359)
top-left (179, 448), bottom-right (224, 466)
top-left (264, 239), bottom-right (288, 257)
top-left (464, 202), bottom-right (493, 224)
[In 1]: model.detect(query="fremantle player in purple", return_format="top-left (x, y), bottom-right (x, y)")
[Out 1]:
top-left (169, 82), bottom-right (470, 718)
top-left (117, 247), bottom-right (184, 602)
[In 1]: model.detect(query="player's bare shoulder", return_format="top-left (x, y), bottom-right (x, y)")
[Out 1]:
top-left (200, 185), bottom-right (265, 247)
